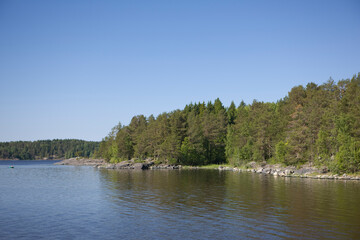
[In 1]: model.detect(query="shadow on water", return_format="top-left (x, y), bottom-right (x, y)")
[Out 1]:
top-left (98, 169), bottom-right (360, 239)
top-left (99, 169), bottom-right (228, 213)
top-left (224, 173), bottom-right (360, 239)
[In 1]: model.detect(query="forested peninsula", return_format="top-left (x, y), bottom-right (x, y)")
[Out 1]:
top-left (97, 74), bottom-right (360, 174)
top-left (0, 139), bottom-right (99, 160)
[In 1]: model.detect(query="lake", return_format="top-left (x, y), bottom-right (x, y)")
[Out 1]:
top-left (1, 160), bottom-right (360, 239)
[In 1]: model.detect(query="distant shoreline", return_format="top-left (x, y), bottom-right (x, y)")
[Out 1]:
top-left (3, 158), bottom-right (360, 180)
top-left (0, 159), bottom-right (62, 161)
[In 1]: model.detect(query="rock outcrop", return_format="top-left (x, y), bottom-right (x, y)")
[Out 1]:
top-left (216, 163), bottom-right (360, 180)
top-left (55, 158), bottom-right (105, 166)
top-left (97, 159), bottom-right (181, 170)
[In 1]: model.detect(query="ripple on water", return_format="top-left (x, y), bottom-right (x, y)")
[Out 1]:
top-left (1, 163), bottom-right (360, 239)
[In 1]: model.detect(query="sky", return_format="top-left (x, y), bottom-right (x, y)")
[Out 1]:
top-left (0, 0), bottom-right (359, 142)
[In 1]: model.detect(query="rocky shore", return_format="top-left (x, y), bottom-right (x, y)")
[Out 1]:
top-left (55, 158), bottom-right (360, 180)
top-left (55, 158), bottom-right (181, 170)
top-left (96, 159), bottom-right (181, 170)
top-left (55, 158), bottom-right (105, 166)
top-left (217, 161), bottom-right (360, 180)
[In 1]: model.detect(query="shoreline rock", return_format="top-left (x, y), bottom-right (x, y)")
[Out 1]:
top-left (55, 158), bottom-right (360, 180)
top-left (55, 158), bottom-right (105, 166)
top-left (96, 159), bottom-right (182, 170)
top-left (217, 162), bottom-right (360, 181)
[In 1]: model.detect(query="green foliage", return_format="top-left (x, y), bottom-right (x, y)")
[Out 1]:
top-left (316, 130), bottom-right (330, 158)
top-left (0, 139), bottom-right (99, 160)
top-left (275, 141), bottom-right (288, 164)
top-left (227, 101), bottom-right (237, 125)
top-left (180, 137), bottom-right (205, 165)
top-left (97, 73), bottom-right (360, 173)
top-left (332, 137), bottom-right (360, 173)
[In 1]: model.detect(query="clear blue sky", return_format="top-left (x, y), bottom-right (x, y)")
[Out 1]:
top-left (0, 0), bottom-right (359, 142)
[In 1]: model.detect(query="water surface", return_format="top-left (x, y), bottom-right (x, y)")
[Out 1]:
top-left (1, 160), bottom-right (359, 239)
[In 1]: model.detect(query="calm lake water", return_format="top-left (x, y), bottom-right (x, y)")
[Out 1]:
top-left (1, 160), bottom-right (360, 239)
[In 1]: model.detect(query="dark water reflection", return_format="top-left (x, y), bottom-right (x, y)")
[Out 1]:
top-left (0, 161), bottom-right (359, 239)
top-left (99, 169), bottom-right (360, 239)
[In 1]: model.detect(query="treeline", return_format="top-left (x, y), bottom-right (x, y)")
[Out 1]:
top-left (97, 74), bottom-right (360, 173)
top-left (0, 139), bottom-right (99, 160)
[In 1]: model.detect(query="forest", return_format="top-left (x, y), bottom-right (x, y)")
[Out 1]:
top-left (0, 139), bottom-right (99, 160)
top-left (96, 74), bottom-right (360, 173)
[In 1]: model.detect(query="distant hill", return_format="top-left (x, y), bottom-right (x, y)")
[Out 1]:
top-left (0, 139), bottom-right (99, 160)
